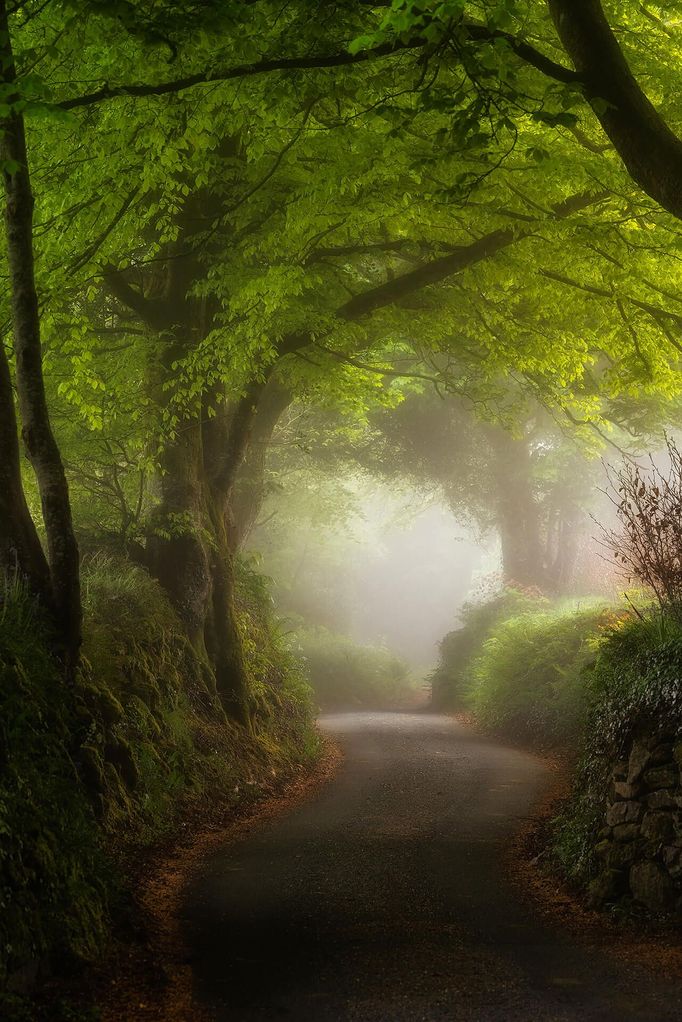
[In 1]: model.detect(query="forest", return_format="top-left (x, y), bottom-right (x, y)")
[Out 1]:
top-left (3, 1), bottom-right (682, 1020)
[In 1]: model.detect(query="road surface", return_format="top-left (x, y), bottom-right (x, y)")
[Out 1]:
top-left (182, 712), bottom-right (682, 1021)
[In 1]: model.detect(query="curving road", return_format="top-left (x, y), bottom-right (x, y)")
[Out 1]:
top-left (182, 712), bottom-right (682, 1021)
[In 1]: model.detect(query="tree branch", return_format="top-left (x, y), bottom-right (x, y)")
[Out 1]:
top-left (57, 38), bottom-right (426, 111)
top-left (546, 0), bottom-right (682, 220)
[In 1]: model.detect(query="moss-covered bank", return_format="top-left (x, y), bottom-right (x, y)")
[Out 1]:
top-left (0, 556), bottom-right (319, 1016)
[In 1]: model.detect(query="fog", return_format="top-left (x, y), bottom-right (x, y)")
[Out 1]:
top-left (250, 476), bottom-right (496, 671)
top-left (346, 496), bottom-right (491, 666)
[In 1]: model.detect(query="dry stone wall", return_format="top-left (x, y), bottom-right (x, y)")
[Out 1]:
top-left (590, 731), bottom-right (682, 915)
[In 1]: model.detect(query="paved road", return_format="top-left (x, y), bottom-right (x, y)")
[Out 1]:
top-left (182, 712), bottom-right (682, 1021)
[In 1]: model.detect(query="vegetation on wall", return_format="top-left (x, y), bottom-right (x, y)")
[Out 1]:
top-left (431, 440), bottom-right (682, 915)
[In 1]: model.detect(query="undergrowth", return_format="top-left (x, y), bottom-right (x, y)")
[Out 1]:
top-left (296, 624), bottom-right (416, 710)
top-left (552, 610), bottom-right (682, 887)
top-left (467, 601), bottom-right (616, 746)
top-left (430, 588), bottom-right (543, 710)
top-left (0, 555), bottom-right (318, 1016)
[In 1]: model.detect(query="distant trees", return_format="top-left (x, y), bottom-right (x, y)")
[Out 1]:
top-left (0, 0), bottom-right (81, 671)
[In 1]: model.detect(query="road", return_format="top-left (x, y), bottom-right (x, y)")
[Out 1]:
top-left (182, 712), bottom-right (682, 1021)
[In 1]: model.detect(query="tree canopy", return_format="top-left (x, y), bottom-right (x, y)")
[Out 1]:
top-left (1, 0), bottom-right (681, 712)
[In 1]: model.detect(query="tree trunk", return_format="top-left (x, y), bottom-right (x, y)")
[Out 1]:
top-left (201, 379), bottom-right (271, 722)
top-left (231, 377), bottom-right (293, 550)
top-left (0, 2), bottom-right (81, 668)
top-left (489, 428), bottom-right (545, 590)
top-left (0, 341), bottom-right (52, 600)
top-left (145, 411), bottom-right (211, 653)
top-left (547, 0), bottom-right (682, 221)
top-left (204, 489), bottom-right (251, 723)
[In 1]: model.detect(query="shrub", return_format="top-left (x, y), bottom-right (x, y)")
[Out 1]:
top-left (553, 609), bottom-right (682, 885)
top-left (1, 555), bottom-right (318, 1010)
top-left (296, 626), bottom-right (416, 710)
top-left (466, 602), bottom-right (613, 746)
top-left (602, 437), bottom-right (682, 619)
top-left (0, 584), bottom-right (109, 994)
top-left (430, 587), bottom-right (544, 710)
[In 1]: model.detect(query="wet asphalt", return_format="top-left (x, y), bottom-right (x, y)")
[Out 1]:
top-left (181, 712), bottom-right (682, 1021)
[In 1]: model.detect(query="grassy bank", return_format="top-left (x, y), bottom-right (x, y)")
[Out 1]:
top-left (432, 588), bottom-right (682, 912)
top-left (431, 590), bottom-right (618, 747)
top-left (0, 557), bottom-right (319, 1018)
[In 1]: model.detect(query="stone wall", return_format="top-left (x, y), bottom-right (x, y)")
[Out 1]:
top-left (589, 731), bottom-right (682, 915)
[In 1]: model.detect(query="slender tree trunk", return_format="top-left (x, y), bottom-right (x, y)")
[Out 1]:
top-left (201, 378), bottom-right (271, 723)
top-left (231, 377), bottom-right (292, 550)
top-left (0, 341), bottom-right (51, 598)
top-left (0, 3), bottom-right (81, 667)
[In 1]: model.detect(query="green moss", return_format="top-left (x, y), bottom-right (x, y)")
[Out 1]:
top-left (1, 555), bottom-right (319, 1015)
top-left (552, 611), bottom-right (682, 888)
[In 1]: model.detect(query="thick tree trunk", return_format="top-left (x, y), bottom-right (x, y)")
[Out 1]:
top-left (231, 378), bottom-right (292, 550)
top-left (201, 378), bottom-right (270, 722)
top-left (489, 428), bottom-right (545, 590)
top-left (0, 341), bottom-right (52, 599)
top-left (0, 3), bottom-right (81, 668)
top-left (145, 413), bottom-right (211, 652)
top-left (204, 490), bottom-right (251, 723)
top-left (547, 0), bottom-right (682, 220)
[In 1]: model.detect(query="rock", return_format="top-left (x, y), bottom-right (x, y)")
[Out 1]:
top-left (674, 742), bottom-right (682, 769)
top-left (607, 841), bottom-right (639, 869)
top-left (628, 739), bottom-right (652, 784)
top-left (643, 765), bottom-right (678, 790)
top-left (606, 800), bottom-right (643, 827)
top-left (663, 845), bottom-right (682, 878)
top-left (613, 781), bottom-right (641, 800)
top-left (641, 812), bottom-right (674, 843)
top-left (629, 861), bottom-right (675, 912)
top-left (613, 823), bottom-right (640, 843)
top-left (647, 790), bottom-right (677, 811)
top-left (597, 826), bottom-right (613, 841)
top-left (612, 760), bottom-right (629, 782)
top-left (650, 743), bottom-right (675, 766)
top-left (594, 840), bottom-right (612, 859)
top-left (587, 869), bottom-right (625, 908)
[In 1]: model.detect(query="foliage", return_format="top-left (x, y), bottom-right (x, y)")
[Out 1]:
top-left (467, 601), bottom-right (617, 746)
top-left (0, 557), bottom-right (318, 1006)
top-left (430, 585), bottom-right (543, 709)
top-left (602, 437), bottom-right (682, 619)
top-left (296, 625), bottom-right (416, 710)
top-left (553, 609), bottom-right (682, 886)
top-left (0, 585), bottom-right (108, 997)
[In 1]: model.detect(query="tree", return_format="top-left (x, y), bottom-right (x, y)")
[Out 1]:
top-left (6, 0), bottom-right (682, 713)
top-left (0, 0), bottom-right (81, 671)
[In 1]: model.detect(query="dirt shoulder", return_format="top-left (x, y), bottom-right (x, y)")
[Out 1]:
top-left (507, 749), bottom-right (682, 980)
